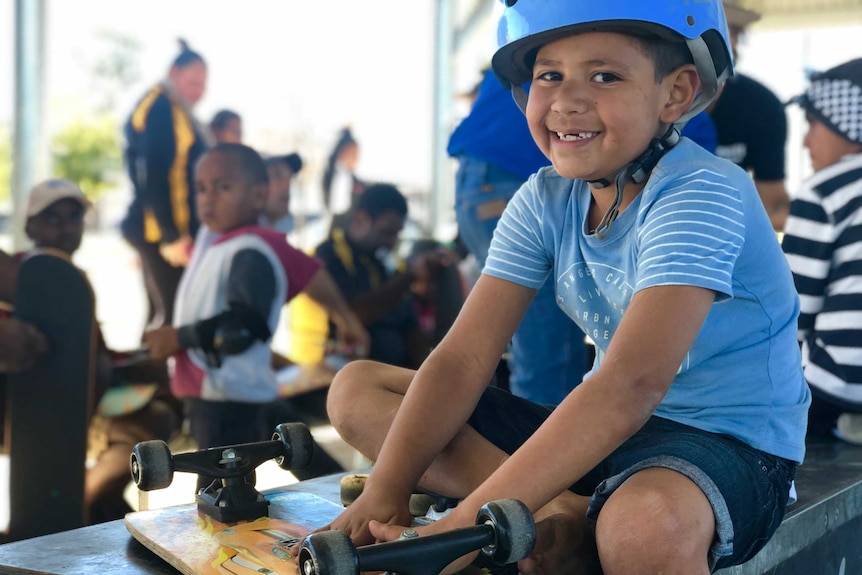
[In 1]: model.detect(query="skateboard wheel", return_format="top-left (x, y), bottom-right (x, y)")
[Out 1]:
top-left (298, 530), bottom-right (359, 575)
top-left (339, 473), bottom-right (368, 507)
top-left (408, 493), bottom-right (435, 517)
top-left (272, 422), bottom-right (314, 471)
top-left (339, 474), bottom-right (437, 517)
top-left (476, 499), bottom-right (536, 565)
top-left (130, 440), bottom-right (173, 491)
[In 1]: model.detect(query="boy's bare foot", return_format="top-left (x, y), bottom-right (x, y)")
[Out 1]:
top-left (517, 492), bottom-right (601, 575)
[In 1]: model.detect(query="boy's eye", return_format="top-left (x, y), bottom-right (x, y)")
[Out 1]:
top-left (40, 212), bottom-right (82, 225)
top-left (534, 70), bottom-right (562, 82)
top-left (592, 72), bottom-right (620, 84)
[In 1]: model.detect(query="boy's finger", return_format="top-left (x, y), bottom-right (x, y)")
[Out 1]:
top-left (368, 520), bottom-right (410, 543)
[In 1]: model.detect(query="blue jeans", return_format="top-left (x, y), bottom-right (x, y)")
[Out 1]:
top-left (454, 155), bottom-right (589, 405)
top-left (468, 387), bottom-right (797, 570)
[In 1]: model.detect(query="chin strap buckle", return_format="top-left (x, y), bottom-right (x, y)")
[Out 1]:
top-left (593, 125), bottom-right (680, 238)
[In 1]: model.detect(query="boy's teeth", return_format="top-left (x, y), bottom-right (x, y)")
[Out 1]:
top-left (557, 131), bottom-right (596, 141)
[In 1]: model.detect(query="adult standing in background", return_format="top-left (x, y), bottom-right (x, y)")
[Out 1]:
top-left (321, 127), bottom-right (365, 223)
top-left (121, 40), bottom-right (213, 332)
top-left (710, 0), bottom-right (791, 231)
top-left (447, 68), bottom-right (589, 405)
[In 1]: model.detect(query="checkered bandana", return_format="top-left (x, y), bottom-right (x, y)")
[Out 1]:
top-left (790, 58), bottom-right (862, 144)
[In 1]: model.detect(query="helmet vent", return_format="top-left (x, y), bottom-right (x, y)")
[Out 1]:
top-left (687, 15), bottom-right (695, 26)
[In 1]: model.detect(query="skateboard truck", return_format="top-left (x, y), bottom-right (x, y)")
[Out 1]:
top-left (298, 498), bottom-right (536, 575)
top-left (130, 422), bottom-right (314, 523)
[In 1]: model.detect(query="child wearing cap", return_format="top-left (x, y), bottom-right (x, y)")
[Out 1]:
top-left (10, 178), bottom-right (181, 524)
top-left (782, 58), bottom-right (862, 447)
top-left (316, 0), bottom-right (810, 572)
top-left (24, 179), bottom-right (92, 255)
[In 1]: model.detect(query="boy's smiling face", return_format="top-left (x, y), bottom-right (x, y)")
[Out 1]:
top-left (195, 152), bottom-right (266, 233)
top-left (526, 31), bottom-right (694, 182)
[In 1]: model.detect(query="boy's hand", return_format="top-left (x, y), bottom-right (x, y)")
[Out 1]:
top-left (159, 235), bottom-right (192, 268)
top-left (299, 485), bottom-right (413, 552)
top-left (0, 318), bottom-right (49, 373)
top-left (367, 508), bottom-right (479, 575)
top-left (142, 327), bottom-right (181, 360)
top-left (332, 311), bottom-right (370, 358)
top-left (409, 248), bottom-right (459, 282)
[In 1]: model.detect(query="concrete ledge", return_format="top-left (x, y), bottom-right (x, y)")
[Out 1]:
top-left (717, 436), bottom-right (862, 574)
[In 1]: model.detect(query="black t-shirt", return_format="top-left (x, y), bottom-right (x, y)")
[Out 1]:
top-left (710, 73), bottom-right (788, 181)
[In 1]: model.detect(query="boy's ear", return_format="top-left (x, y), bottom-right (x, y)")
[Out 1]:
top-left (660, 64), bottom-right (700, 124)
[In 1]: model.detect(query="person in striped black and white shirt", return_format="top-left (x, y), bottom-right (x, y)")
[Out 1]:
top-left (783, 58), bottom-right (862, 446)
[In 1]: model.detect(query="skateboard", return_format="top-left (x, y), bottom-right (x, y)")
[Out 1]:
top-left (125, 425), bottom-right (535, 575)
top-left (126, 422), bottom-right (337, 575)
top-left (4, 250), bottom-right (96, 540)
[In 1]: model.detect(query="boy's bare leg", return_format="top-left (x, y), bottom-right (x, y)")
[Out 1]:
top-left (330, 359), bottom-right (602, 572)
top-left (517, 490), bottom-right (601, 575)
top-left (595, 467), bottom-right (714, 575)
top-left (327, 359), bottom-right (508, 497)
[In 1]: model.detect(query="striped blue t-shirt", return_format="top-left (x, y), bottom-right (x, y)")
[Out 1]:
top-left (485, 138), bottom-right (810, 463)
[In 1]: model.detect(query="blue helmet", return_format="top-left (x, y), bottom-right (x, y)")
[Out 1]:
top-left (491, 0), bottom-right (734, 120)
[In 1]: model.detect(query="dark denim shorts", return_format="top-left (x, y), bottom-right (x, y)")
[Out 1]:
top-left (467, 386), bottom-right (797, 570)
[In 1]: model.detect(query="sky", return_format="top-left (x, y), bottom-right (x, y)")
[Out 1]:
top-left (2, 1), bottom-right (862, 214)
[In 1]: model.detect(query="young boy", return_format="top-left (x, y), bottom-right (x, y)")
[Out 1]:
top-left (144, 143), bottom-right (366, 489)
top-left (782, 58), bottom-right (862, 445)
top-left (320, 1), bottom-right (810, 573)
top-left (210, 109), bottom-right (243, 144)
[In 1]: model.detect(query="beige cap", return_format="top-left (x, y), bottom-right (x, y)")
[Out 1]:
top-left (26, 179), bottom-right (91, 217)
top-left (723, 0), bottom-right (761, 28)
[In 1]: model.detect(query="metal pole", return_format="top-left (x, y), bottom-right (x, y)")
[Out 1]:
top-left (12, 0), bottom-right (46, 251)
top-left (431, 0), bottom-right (455, 239)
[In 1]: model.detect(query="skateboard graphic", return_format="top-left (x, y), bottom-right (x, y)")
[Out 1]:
top-left (125, 425), bottom-right (535, 575)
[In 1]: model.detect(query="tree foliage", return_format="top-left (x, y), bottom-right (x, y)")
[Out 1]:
top-left (49, 30), bottom-right (141, 202)
top-left (51, 115), bottom-right (121, 201)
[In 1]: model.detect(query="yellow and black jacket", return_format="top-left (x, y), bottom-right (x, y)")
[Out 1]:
top-left (121, 83), bottom-right (208, 245)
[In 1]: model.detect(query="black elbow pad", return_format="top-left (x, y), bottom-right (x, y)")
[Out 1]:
top-left (194, 304), bottom-right (272, 367)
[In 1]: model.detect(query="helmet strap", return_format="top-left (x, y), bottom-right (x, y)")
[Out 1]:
top-left (592, 125), bottom-right (680, 238)
top-left (512, 85), bottom-right (529, 114)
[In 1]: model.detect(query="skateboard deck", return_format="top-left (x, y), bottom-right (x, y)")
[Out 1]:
top-left (125, 427), bottom-right (529, 575)
top-left (125, 489), bottom-right (344, 575)
top-left (4, 250), bottom-right (95, 540)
